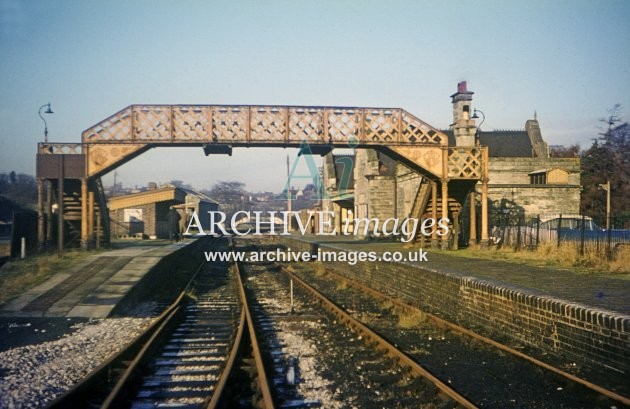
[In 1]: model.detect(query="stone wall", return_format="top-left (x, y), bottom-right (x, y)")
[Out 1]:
top-left (366, 176), bottom-right (395, 221)
top-left (481, 157), bottom-right (581, 220)
top-left (488, 157), bottom-right (580, 185)
top-left (353, 149), bottom-right (377, 219)
top-left (485, 185), bottom-right (581, 220)
top-left (279, 236), bottom-right (630, 378)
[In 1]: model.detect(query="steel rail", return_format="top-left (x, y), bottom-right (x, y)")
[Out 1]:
top-left (101, 238), bottom-right (248, 408)
top-left (317, 267), bottom-right (630, 407)
top-left (232, 241), bottom-right (276, 409)
top-left (46, 256), bottom-right (208, 409)
top-left (285, 270), bottom-right (478, 409)
top-left (101, 305), bottom-right (184, 408)
top-left (204, 307), bottom-right (246, 409)
top-left (100, 249), bottom-right (216, 408)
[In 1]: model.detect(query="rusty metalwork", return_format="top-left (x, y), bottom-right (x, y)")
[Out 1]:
top-left (46, 259), bottom-right (206, 408)
top-left (38, 142), bottom-right (83, 154)
top-left (38, 105), bottom-right (487, 181)
top-left (233, 242), bottom-right (276, 409)
top-left (286, 270), bottom-right (477, 408)
top-left (47, 239), bottom-right (276, 408)
top-left (82, 105), bottom-right (447, 146)
top-left (316, 266), bottom-right (630, 408)
top-left (36, 104), bottom-right (489, 252)
top-left (448, 147), bottom-right (485, 179)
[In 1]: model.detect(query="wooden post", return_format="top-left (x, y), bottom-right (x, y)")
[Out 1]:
top-left (431, 181), bottom-right (438, 248)
top-left (81, 179), bottom-right (89, 249)
top-left (469, 190), bottom-right (477, 245)
top-left (88, 190), bottom-right (95, 248)
top-left (57, 156), bottom-right (64, 258)
top-left (37, 178), bottom-right (44, 250)
top-left (440, 179), bottom-right (449, 249)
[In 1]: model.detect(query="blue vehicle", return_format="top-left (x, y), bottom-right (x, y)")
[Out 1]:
top-left (535, 215), bottom-right (630, 244)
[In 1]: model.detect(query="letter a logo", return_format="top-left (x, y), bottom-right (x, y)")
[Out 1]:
top-left (275, 141), bottom-right (325, 201)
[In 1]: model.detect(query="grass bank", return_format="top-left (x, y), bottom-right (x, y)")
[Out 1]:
top-left (0, 250), bottom-right (94, 306)
top-left (434, 242), bottom-right (630, 277)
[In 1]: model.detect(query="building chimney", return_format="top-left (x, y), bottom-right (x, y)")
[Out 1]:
top-left (458, 81), bottom-right (467, 94)
top-left (450, 81), bottom-right (476, 146)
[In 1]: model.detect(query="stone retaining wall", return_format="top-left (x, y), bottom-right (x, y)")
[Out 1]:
top-left (279, 236), bottom-right (630, 377)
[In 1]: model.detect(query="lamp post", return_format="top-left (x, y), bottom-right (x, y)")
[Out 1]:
top-left (38, 103), bottom-right (54, 142)
top-left (471, 109), bottom-right (485, 129)
top-left (598, 181), bottom-right (611, 229)
top-left (471, 109), bottom-right (485, 147)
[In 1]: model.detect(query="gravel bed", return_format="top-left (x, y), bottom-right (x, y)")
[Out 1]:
top-left (0, 317), bottom-right (152, 408)
top-left (239, 239), bottom-right (446, 408)
top-left (294, 264), bottom-right (622, 409)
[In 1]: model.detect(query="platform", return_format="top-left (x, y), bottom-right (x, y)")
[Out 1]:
top-left (0, 241), bottom-right (190, 318)
top-left (293, 236), bottom-right (630, 316)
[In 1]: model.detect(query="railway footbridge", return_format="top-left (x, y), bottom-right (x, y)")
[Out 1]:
top-left (36, 104), bottom-right (489, 251)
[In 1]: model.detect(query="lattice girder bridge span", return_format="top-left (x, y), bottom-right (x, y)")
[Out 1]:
top-left (36, 104), bottom-right (490, 250)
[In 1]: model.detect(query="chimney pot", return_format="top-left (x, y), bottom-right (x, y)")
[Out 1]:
top-left (458, 81), bottom-right (467, 93)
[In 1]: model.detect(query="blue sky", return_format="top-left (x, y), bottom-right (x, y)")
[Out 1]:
top-left (1, 0), bottom-right (629, 192)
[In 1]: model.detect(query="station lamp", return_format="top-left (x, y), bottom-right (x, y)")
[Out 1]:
top-left (38, 103), bottom-right (54, 143)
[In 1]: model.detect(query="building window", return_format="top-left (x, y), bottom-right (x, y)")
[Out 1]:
top-left (530, 172), bottom-right (547, 185)
top-left (529, 168), bottom-right (569, 185)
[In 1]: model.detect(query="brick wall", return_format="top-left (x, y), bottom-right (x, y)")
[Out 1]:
top-left (279, 236), bottom-right (630, 376)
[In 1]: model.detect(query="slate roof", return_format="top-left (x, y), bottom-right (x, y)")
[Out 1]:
top-left (442, 130), bottom-right (534, 157)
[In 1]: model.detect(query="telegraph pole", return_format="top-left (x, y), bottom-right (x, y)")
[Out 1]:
top-left (599, 181), bottom-right (611, 229)
top-left (286, 155), bottom-right (292, 231)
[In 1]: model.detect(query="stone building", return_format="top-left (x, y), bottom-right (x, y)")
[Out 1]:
top-left (321, 81), bottom-right (581, 245)
top-left (444, 83), bottom-right (581, 227)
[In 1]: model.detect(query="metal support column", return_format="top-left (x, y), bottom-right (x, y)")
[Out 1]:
top-left (480, 148), bottom-right (490, 248)
top-left (431, 181), bottom-right (438, 248)
top-left (46, 180), bottom-right (53, 245)
top-left (81, 178), bottom-right (88, 249)
top-left (37, 178), bottom-right (44, 251)
top-left (96, 210), bottom-right (102, 249)
top-left (440, 179), bottom-right (449, 250)
top-left (469, 190), bottom-right (477, 245)
top-left (57, 156), bottom-right (64, 258)
top-left (88, 190), bottom-right (95, 248)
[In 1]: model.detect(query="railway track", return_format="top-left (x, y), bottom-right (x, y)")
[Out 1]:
top-left (280, 251), bottom-right (630, 408)
top-left (236, 239), bottom-right (477, 408)
top-left (47, 238), bottom-right (274, 409)
top-left (46, 236), bottom-right (628, 408)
